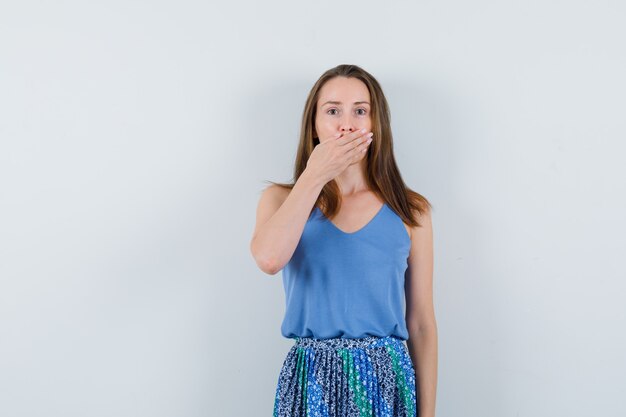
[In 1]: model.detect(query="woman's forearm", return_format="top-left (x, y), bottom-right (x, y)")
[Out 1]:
top-left (407, 324), bottom-right (438, 417)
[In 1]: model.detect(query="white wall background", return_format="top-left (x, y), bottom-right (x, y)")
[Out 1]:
top-left (1, 1), bottom-right (625, 416)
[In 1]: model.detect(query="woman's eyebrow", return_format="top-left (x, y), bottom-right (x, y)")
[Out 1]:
top-left (321, 100), bottom-right (371, 106)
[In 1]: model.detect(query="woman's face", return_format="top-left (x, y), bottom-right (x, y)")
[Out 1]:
top-left (314, 76), bottom-right (372, 144)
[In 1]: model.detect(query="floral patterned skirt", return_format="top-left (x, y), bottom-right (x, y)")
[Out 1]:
top-left (273, 335), bottom-right (418, 417)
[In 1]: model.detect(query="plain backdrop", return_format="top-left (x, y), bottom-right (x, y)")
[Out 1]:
top-left (1, 1), bottom-right (625, 416)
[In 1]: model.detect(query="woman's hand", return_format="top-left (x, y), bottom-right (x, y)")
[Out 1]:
top-left (304, 128), bottom-right (374, 185)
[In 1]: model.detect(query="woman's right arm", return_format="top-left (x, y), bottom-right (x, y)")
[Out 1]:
top-left (249, 169), bottom-right (326, 275)
top-left (250, 128), bottom-right (373, 274)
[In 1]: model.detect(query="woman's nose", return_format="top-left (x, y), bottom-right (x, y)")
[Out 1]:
top-left (340, 126), bottom-right (355, 132)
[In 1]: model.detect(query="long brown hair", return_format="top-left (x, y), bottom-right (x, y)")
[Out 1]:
top-left (265, 64), bottom-right (432, 228)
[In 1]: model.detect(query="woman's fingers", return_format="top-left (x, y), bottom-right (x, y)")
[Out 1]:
top-left (336, 128), bottom-right (372, 147)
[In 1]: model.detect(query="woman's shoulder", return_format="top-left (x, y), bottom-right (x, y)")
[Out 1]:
top-left (252, 184), bottom-right (293, 241)
top-left (267, 183), bottom-right (292, 195)
top-left (262, 183), bottom-right (291, 206)
top-left (406, 204), bottom-right (433, 242)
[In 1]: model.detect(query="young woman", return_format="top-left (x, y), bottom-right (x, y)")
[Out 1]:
top-left (250, 64), bottom-right (437, 417)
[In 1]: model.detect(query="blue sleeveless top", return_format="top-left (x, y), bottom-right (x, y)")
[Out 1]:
top-left (280, 202), bottom-right (411, 340)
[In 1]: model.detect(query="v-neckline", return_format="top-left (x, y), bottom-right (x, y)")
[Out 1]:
top-left (317, 203), bottom-right (387, 235)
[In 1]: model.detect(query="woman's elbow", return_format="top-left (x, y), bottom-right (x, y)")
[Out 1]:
top-left (250, 238), bottom-right (283, 275)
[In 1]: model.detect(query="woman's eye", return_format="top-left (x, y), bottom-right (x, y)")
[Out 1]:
top-left (327, 108), bottom-right (367, 115)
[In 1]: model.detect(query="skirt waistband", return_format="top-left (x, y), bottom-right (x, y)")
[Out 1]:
top-left (294, 334), bottom-right (404, 350)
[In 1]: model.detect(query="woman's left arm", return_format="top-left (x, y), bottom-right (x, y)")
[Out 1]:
top-left (405, 207), bottom-right (438, 417)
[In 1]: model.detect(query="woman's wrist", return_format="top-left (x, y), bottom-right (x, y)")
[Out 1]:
top-left (298, 168), bottom-right (327, 191)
